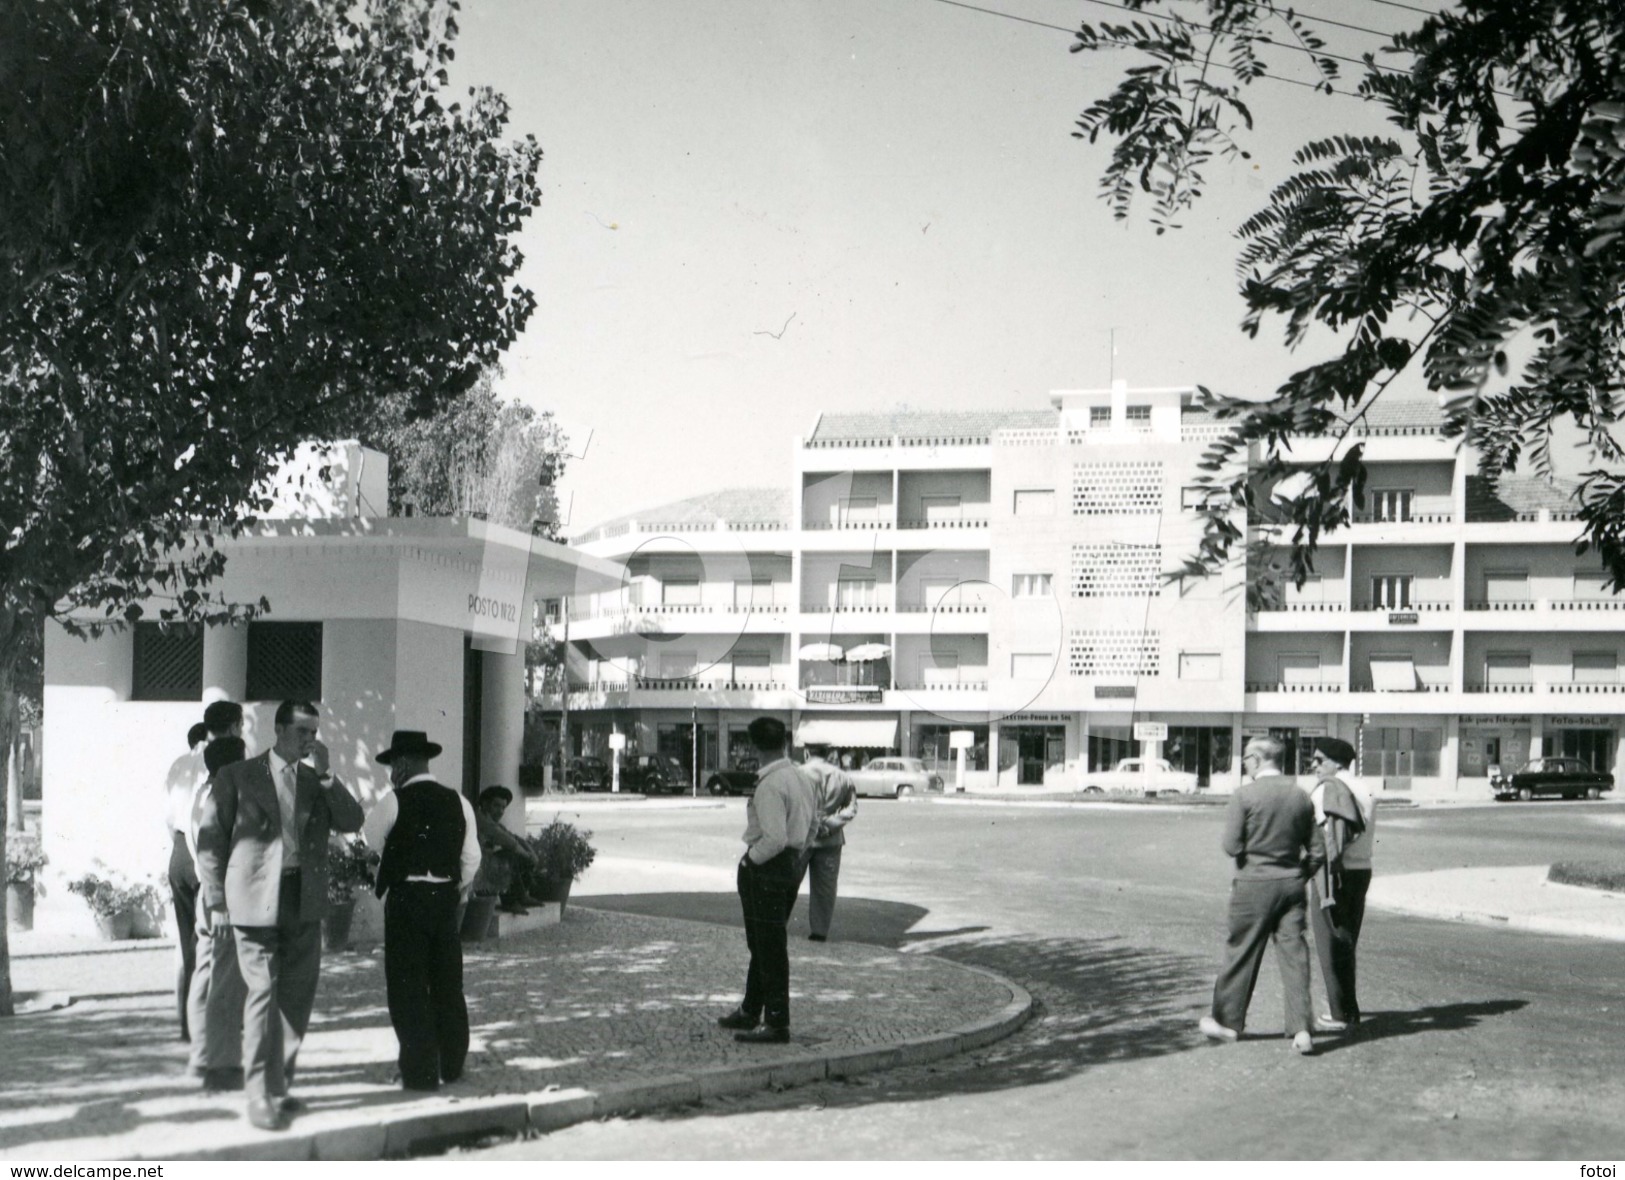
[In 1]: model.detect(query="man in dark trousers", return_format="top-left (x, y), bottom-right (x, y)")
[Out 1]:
top-left (362, 730), bottom-right (481, 1091)
top-left (1200, 735), bottom-right (1325, 1055)
top-left (791, 741), bottom-right (858, 942)
top-left (195, 700), bottom-right (364, 1130)
top-left (717, 716), bottom-right (818, 1044)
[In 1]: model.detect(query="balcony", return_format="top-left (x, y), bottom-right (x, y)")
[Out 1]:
top-left (1350, 600), bottom-right (1454, 612)
top-left (1245, 682), bottom-right (1344, 693)
top-left (800, 602), bottom-right (893, 615)
top-left (1464, 601), bottom-right (1536, 612)
top-left (896, 516), bottom-right (989, 530)
top-left (1349, 681), bottom-right (1452, 693)
top-left (803, 518), bottom-right (895, 531)
top-left (895, 601), bottom-right (987, 614)
top-left (1463, 683), bottom-right (1535, 694)
top-left (1258, 602), bottom-right (1347, 613)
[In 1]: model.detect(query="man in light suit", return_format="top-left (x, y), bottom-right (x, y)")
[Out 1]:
top-left (195, 700), bottom-right (364, 1131)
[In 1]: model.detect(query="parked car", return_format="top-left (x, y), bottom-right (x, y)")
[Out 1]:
top-left (704, 754), bottom-right (760, 797)
top-left (1492, 757), bottom-right (1613, 802)
top-left (622, 753), bottom-right (691, 795)
top-left (848, 756), bottom-right (944, 799)
top-left (565, 756), bottom-right (608, 791)
top-left (1081, 757), bottom-right (1200, 797)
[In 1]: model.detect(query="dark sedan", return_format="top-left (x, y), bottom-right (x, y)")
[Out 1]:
top-left (1492, 757), bottom-right (1613, 801)
top-left (704, 755), bottom-right (760, 797)
top-left (565, 756), bottom-right (608, 791)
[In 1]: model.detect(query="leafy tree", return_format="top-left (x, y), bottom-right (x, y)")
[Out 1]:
top-left (1070, 1), bottom-right (1625, 603)
top-left (0, 0), bottom-right (542, 1015)
top-left (364, 369), bottom-right (568, 537)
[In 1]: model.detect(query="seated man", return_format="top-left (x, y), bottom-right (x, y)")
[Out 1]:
top-left (473, 786), bottom-right (540, 914)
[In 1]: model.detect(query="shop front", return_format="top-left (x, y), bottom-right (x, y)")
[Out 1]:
top-left (1459, 714), bottom-right (1531, 781)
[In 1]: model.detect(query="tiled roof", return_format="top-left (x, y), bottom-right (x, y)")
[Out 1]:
top-left (809, 409), bottom-right (1053, 441)
top-left (1466, 474), bottom-right (1582, 521)
top-left (1356, 395), bottom-right (1445, 429)
top-left (572, 486), bottom-right (790, 542)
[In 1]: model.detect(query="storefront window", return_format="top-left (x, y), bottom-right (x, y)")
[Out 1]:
top-left (1088, 729), bottom-right (1141, 772)
top-left (916, 724), bottom-right (988, 772)
top-left (1361, 727), bottom-right (1441, 777)
top-left (1164, 726), bottom-right (1233, 786)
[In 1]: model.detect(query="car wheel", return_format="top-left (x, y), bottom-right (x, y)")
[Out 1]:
top-left (1518, 786), bottom-right (1533, 801)
top-left (1587, 786), bottom-right (1603, 799)
top-left (707, 778), bottom-right (723, 796)
top-left (895, 784), bottom-right (913, 798)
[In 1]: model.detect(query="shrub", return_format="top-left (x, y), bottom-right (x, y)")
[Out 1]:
top-left (327, 836), bottom-right (380, 906)
top-left (66, 869), bottom-right (161, 919)
top-left (5, 831), bottom-right (47, 894)
top-left (1548, 861), bottom-right (1625, 893)
top-left (525, 816), bottom-right (596, 886)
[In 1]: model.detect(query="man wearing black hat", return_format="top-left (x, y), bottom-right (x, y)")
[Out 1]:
top-left (362, 730), bottom-right (481, 1091)
top-left (1306, 736), bottom-right (1374, 1034)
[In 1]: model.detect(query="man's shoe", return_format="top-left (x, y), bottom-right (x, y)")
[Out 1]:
top-left (1198, 1016), bottom-right (1239, 1043)
top-left (808, 933), bottom-right (827, 942)
top-left (1292, 1031), bottom-right (1315, 1055)
top-left (245, 1098), bottom-right (288, 1132)
top-left (734, 1025), bottom-right (790, 1044)
top-left (717, 1007), bottom-right (759, 1031)
top-left (273, 1094), bottom-right (306, 1114)
top-left (201, 1067), bottom-right (244, 1093)
top-left (1312, 1015), bottom-right (1349, 1034)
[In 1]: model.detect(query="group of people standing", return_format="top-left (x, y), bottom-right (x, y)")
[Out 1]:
top-left (164, 704), bottom-right (486, 1131)
top-left (718, 718), bottom-right (860, 1043)
top-left (1200, 735), bottom-right (1376, 1054)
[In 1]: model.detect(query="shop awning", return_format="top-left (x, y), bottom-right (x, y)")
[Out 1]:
top-left (795, 718), bottom-right (899, 749)
top-left (1370, 656), bottom-right (1417, 692)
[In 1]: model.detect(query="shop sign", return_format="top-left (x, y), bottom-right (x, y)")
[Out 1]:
top-left (1011, 712), bottom-right (1068, 722)
top-left (948, 730), bottom-right (976, 749)
top-left (1243, 727), bottom-right (1272, 737)
top-left (1094, 686), bottom-right (1136, 699)
top-left (1388, 611), bottom-right (1418, 624)
top-left (1462, 715), bottom-right (1529, 726)
top-left (1550, 715), bottom-right (1613, 727)
top-left (1133, 722), bottom-right (1168, 742)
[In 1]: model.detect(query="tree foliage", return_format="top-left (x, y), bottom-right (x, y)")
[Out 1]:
top-left (1071, 1), bottom-right (1625, 602)
top-left (0, 0), bottom-right (542, 1014)
top-left (363, 369), bottom-right (568, 537)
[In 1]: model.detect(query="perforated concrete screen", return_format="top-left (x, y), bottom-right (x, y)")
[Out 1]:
top-left (1069, 629), bottom-right (1161, 677)
top-left (1071, 460), bottom-right (1163, 515)
top-left (1072, 543), bottom-right (1161, 597)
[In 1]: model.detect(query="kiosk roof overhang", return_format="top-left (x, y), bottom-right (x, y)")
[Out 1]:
top-left (217, 516), bottom-right (626, 597)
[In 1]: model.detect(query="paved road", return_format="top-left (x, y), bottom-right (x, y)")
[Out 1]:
top-left (472, 798), bottom-right (1625, 1160)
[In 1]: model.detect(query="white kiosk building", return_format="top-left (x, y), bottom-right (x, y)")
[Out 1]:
top-left (40, 443), bottom-right (623, 934)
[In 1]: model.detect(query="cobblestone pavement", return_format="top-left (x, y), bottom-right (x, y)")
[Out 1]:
top-left (1, 906), bottom-right (1018, 1161)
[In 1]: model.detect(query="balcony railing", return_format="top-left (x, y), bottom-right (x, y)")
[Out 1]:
top-left (803, 434), bottom-right (991, 449)
top-left (895, 601), bottom-right (988, 614)
top-left (896, 517), bottom-right (990, 529)
top-left (569, 518), bottom-right (788, 544)
top-left (1463, 598), bottom-right (1625, 611)
top-left (994, 428), bottom-right (1059, 447)
top-left (1351, 511), bottom-right (1455, 524)
top-left (1464, 681), bottom-right (1625, 693)
top-left (1244, 682), bottom-right (1344, 693)
top-left (800, 602), bottom-right (893, 613)
top-left (1258, 601), bottom-right (1347, 612)
top-left (1463, 683), bottom-right (1535, 693)
top-left (1351, 600), bottom-right (1453, 612)
top-left (1548, 683), bottom-right (1625, 694)
top-left (802, 519), bottom-right (894, 530)
top-left (895, 680), bottom-right (989, 691)
top-left (1465, 601), bottom-right (1535, 611)
top-left (632, 677), bottom-right (789, 691)
top-left (1349, 682), bottom-right (1452, 693)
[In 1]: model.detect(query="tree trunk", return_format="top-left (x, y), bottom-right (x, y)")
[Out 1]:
top-left (0, 640), bottom-right (18, 1018)
top-left (5, 734), bottom-right (20, 832)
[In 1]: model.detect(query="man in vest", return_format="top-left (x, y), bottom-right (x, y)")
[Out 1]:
top-left (362, 730), bottom-right (481, 1091)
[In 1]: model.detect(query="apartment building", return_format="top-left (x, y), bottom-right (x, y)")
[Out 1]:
top-left (546, 383), bottom-right (1623, 797)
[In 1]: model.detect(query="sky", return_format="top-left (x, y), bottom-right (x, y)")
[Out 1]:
top-left (448, 0), bottom-right (1439, 533)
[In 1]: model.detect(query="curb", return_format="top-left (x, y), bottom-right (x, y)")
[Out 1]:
top-left (152, 961), bottom-right (1033, 1162)
top-left (1366, 897), bottom-right (1625, 943)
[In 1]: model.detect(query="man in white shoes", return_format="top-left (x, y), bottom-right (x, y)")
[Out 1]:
top-left (1199, 736), bottom-right (1325, 1055)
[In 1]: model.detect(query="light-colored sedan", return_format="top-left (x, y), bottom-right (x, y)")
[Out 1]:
top-left (848, 756), bottom-right (945, 799)
top-left (1081, 757), bottom-right (1200, 797)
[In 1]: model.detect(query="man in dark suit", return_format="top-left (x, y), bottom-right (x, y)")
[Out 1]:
top-left (361, 731), bottom-right (481, 1091)
top-left (195, 700), bottom-right (364, 1131)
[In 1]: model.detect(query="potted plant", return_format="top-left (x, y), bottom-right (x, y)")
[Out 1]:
top-left (5, 831), bottom-right (47, 931)
top-left (66, 868), bottom-right (162, 941)
top-left (524, 816), bottom-right (595, 915)
top-left (324, 835), bottom-right (379, 951)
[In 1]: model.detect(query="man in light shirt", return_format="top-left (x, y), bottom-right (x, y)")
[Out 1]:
top-left (717, 716), bottom-right (819, 1044)
top-left (362, 730), bottom-right (481, 1091)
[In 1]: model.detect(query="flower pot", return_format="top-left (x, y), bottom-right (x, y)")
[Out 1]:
top-left (6, 882), bottom-right (35, 931)
top-left (323, 900), bottom-right (356, 951)
top-left (129, 905), bottom-right (163, 939)
top-left (531, 876), bottom-right (572, 916)
top-left (93, 909), bottom-right (135, 941)
top-left (460, 895), bottom-right (499, 942)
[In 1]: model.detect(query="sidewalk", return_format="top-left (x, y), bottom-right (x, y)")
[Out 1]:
top-left (0, 906), bottom-right (1030, 1162)
top-left (1368, 865), bottom-right (1625, 942)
